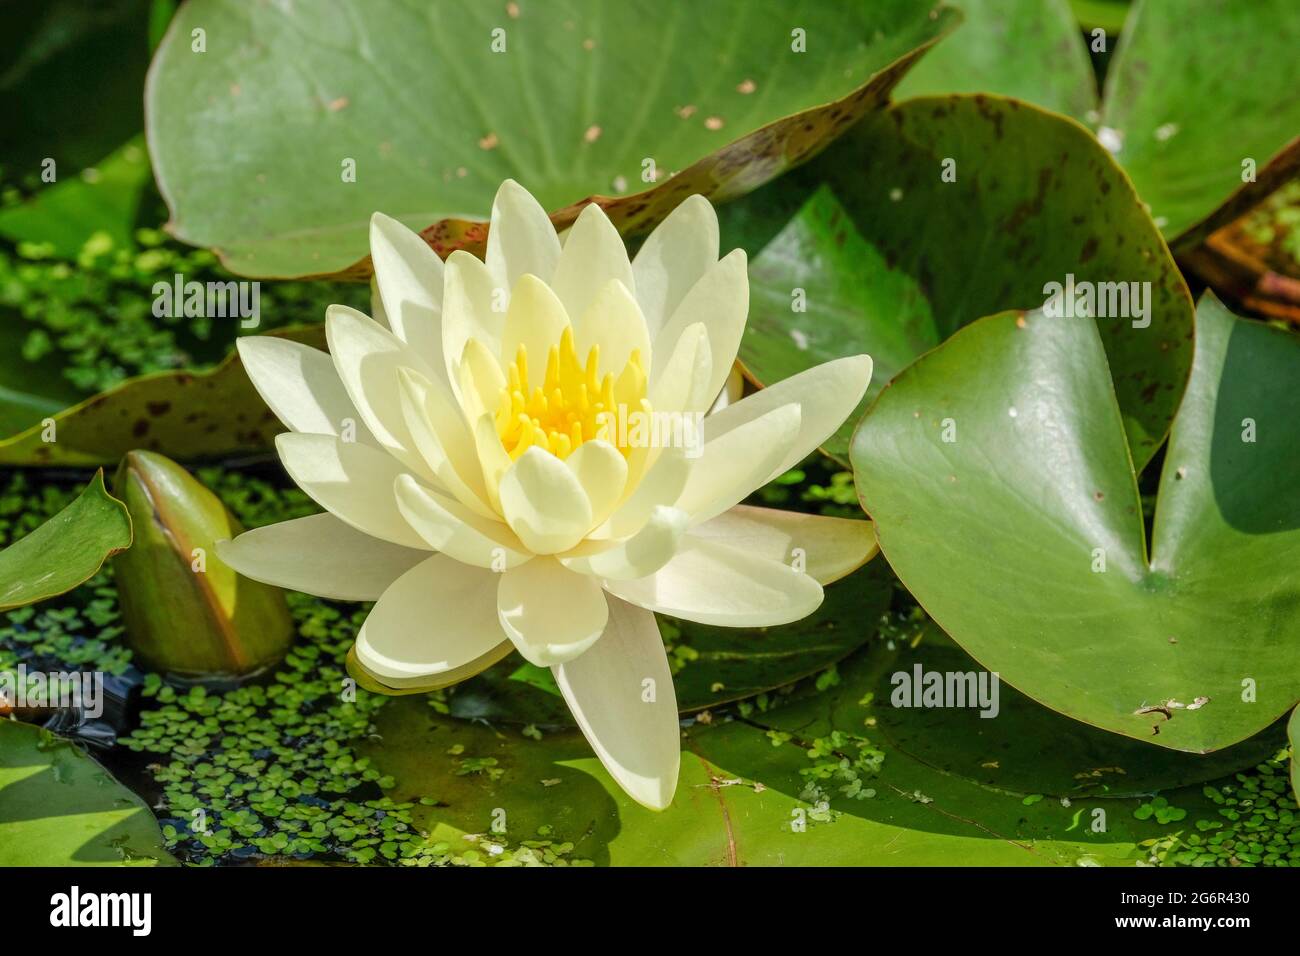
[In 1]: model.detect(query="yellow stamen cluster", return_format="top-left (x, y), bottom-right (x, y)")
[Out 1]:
top-left (495, 326), bottom-right (648, 460)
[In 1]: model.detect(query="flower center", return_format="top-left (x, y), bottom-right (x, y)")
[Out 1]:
top-left (495, 326), bottom-right (648, 460)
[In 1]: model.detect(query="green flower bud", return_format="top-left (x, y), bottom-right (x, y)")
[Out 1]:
top-left (112, 451), bottom-right (293, 681)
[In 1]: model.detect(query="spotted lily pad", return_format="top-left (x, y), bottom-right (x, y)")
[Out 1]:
top-left (733, 99), bottom-right (1194, 470)
top-left (0, 326), bottom-right (324, 466)
top-left (0, 470), bottom-right (132, 612)
top-left (145, 0), bottom-right (959, 278)
top-left (0, 720), bottom-right (174, 866)
top-left (892, 0), bottom-right (1300, 250)
top-left (854, 294), bottom-right (1300, 753)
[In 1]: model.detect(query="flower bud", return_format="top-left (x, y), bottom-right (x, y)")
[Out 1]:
top-left (111, 451), bottom-right (293, 681)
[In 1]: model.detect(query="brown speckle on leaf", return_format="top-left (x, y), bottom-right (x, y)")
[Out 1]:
top-left (737, 79), bottom-right (756, 94)
top-left (328, 97), bottom-right (349, 112)
top-left (479, 132), bottom-right (499, 150)
top-left (584, 125), bottom-right (602, 143)
top-left (704, 116), bottom-right (725, 131)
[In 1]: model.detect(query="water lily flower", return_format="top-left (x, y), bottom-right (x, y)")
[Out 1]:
top-left (218, 181), bottom-right (875, 810)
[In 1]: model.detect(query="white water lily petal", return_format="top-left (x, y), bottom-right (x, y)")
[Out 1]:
top-left (471, 413), bottom-right (513, 513)
top-left (275, 433), bottom-right (427, 549)
top-left (648, 322), bottom-right (712, 419)
top-left (455, 338), bottom-right (506, 423)
top-left (499, 274), bottom-right (571, 370)
top-left (394, 474), bottom-right (530, 569)
top-left (550, 202), bottom-right (634, 322)
top-left (442, 250), bottom-right (505, 392)
top-left (598, 446), bottom-right (692, 539)
top-left (370, 212), bottom-right (444, 364)
top-left (705, 354), bottom-right (873, 481)
top-left (632, 193), bottom-right (719, 340)
top-left (355, 640), bottom-right (514, 690)
top-left (216, 513), bottom-right (426, 601)
top-left (356, 555), bottom-right (506, 682)
top-left (486, 178), bottom-right (562, 293)
top-left (674, 403), bottom-right (801, 525)
top-left (368, 275), bottom-right (389, 330)
top-left (236, 336), bottom-right (378, 446)
top-left (499, 447), bottom-right (593, 553)
top-left (553, 596), bottom-right (680, 811)
top-left (559, 505), bottom-right (688, 580)
top-left (498, 557), bottom-right (608, 666)
top-left (565, 439), bottom-right (628, 527)
top-left (692, 505), bottom-right (878, 585)
top-left (573, 279), bottom-right (650, 377)
top-left (651, 249), bottom-right (747, 405)
top-left (396, 367), bottom-right (496, 519)
top-left (606, 536), bottom-right (823, 627)
top-left (325, 303), bottom-right (441, 482)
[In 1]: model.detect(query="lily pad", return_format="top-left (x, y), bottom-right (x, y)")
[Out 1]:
top-left (734, 100), bottom-right (1194, 470)
top-left (0, 720), bottom-right (174, 866)
top-left (0, 326), bottom-right (324, 466)
top-left (145, 0), bottom-right (959, 278)
top-left (888, 0), bottom-right (1300, 250)
top-left (363, 645), bottom-right (1217, 866)
top-left (0, 139), bottom-right (152, 257)
top-left (864, 622), bottom-right (1285, 798)
top-left (0, 470), bottom-right (132, 612)
top-left (895, 0), bottom-right (1097, 122)
top-left (443, 557), bottom-right (892, 724)
top-left (0, 318), bottom-right (86, 438)
top-left (1098, 0), bottom-right (1300, 249)
top-left (854, 293), bottom-right (1300, 754)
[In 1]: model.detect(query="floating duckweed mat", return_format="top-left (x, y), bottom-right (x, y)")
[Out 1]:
top-left (1, 463), bottom-right (1296, 866)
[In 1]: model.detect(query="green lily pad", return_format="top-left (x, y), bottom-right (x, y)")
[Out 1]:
top-left (888, 0), bottom-right (1300, 250)
top-left (0, 470), bottom-right (132, 612)
top-left (895, 0), bottom-right (1098, 122)
top-left (0, 325), bottom-right (324, 466)
top-left (734, 100), bottom-right (1194, 470)
top-left (0, 721), bottom-right (174, 866)
top-left (0, 317), bottom-right (87, 438)
top-left (0, 138), bottom-right (152, 257)
top-left (362, 644), bottom-right (1217, 865)
top-left (866, 622), bottom-right (1285, 798)
top-left (854, 293), bottom-right (1300, 754)
top-left (145, 0), bottom-right (959, 278)
top-left (1098, 0), bottom-right (1300, 249)
top-left (444, 558), bottom-right (893, 724)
